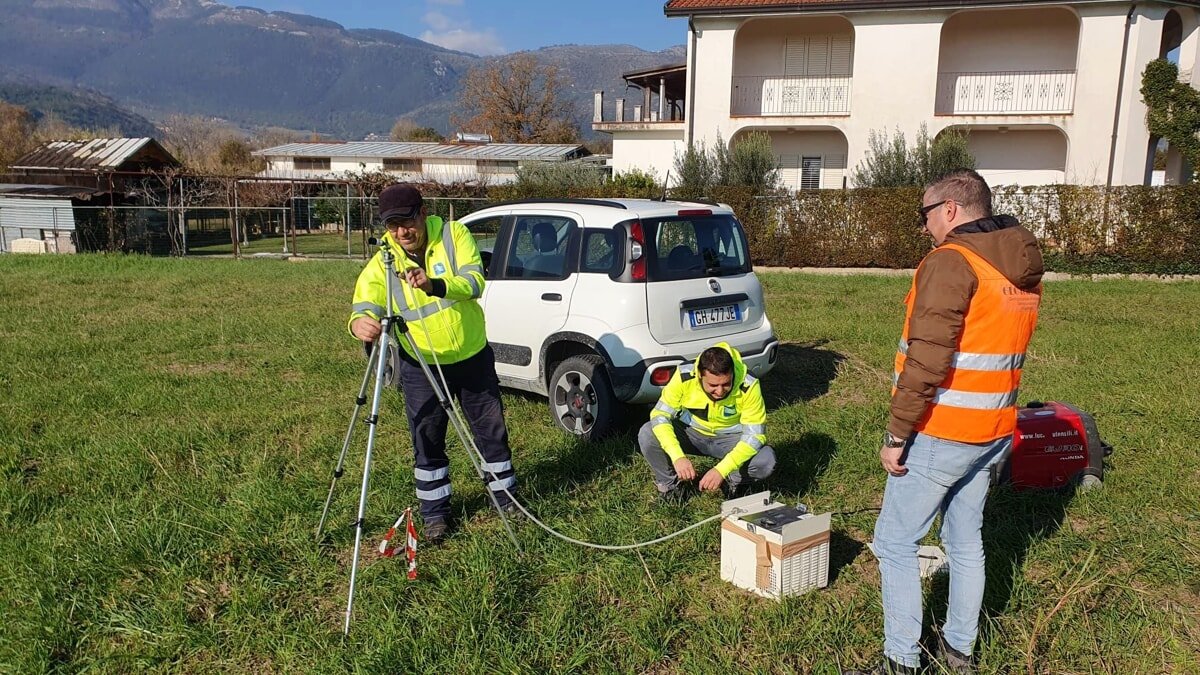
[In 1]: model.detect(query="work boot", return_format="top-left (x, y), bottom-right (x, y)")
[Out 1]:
top-left (423, 518), bottom-right (451, 543)
top-left (934, 637), bottom-right (977, 674)
top-left (842, 657), bottom-right (921, 675)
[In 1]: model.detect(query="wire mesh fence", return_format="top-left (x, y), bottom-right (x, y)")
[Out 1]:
top-left (0, 197), bottom-right (498, 258)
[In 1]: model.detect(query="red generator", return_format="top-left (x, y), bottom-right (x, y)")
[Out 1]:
top-left (995, 401), bottom-right (1113, 490)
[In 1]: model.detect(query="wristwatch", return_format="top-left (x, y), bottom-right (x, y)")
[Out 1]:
top-left (883, 432), bottom-right (907, 449)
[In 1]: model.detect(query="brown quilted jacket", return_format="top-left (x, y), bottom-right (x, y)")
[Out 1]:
top-left (887, 215), bottom-right (1044, 440)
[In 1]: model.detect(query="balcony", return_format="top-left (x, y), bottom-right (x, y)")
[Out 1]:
top-left (731, 75), bottom-right (852, 117)
top-left (936, 70), bottom-right (1076, 116)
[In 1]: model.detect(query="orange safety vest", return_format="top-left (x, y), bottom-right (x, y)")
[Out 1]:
top-left (893, 243), bottom-right (1041, 443)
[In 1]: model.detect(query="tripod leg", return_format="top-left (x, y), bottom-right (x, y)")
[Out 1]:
top-left (398, 331), bottom-right (522, 553)
top-left (317, 340), bottom-right (378, 541)
top-left (344, 327), bottom-right (392, 635)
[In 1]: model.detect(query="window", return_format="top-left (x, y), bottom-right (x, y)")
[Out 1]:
top-left (784, 35), bottom-right (853, 78)
top-left (383, 157), bottom-right (422, 172)
top-left (644, 214), bottom-right (750, 281)
top-left (478, 160), bottom-right (518, 174)
top-left (801, 156), bottom-right (823, 190)
top-left (581, 229), bottom-right (620, 274)
top-left (294, 156), bottom-right (331, 171)
top-left (466, 215), bottom-right (504, 277)
top-left (504, 215), bottom-right (575, 279)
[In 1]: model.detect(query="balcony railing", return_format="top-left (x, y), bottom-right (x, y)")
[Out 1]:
top-left (936, 70), bottom-right (1076, 115)
top-left (731, 75), bottom-right (852, 116)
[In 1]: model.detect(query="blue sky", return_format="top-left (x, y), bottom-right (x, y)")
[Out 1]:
top-left (242, 0), bottom-right (685, 55)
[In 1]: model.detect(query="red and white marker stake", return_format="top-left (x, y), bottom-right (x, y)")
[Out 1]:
top-left (405, 514), bottom-right (418, 580)
top-left (378, 508), bottom-right (411, 558)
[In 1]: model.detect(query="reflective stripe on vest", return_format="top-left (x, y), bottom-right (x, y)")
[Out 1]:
top-left (442, 221), bottom-right (457, 272)
top-left (352, 301), bottom-right (386, 317)
top-left (894, 242), bottom-right (1040, 443)
top-left (653, 401), bottom-right (677, 417)
top-left (678, 409), bottom-right (742, 435)
top-left (898, 339), bottom-right (1026, 372)
top-left (740, 373), bottom-right (758, 391)
top-left (388, 266), bottom-right (457, 322)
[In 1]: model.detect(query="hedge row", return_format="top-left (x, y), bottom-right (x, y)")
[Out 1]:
top-left (478, 183), bottom-right (1200, 274)
top-left (164, 173), bottom-right (1198, 274)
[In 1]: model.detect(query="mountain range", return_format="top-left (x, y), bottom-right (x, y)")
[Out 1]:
top-left (0, 0), bottom-right (686, 140)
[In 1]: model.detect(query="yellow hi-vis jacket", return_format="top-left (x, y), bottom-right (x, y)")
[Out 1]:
top-left (649, 342), bottom-right (767, 478)
top-left (348, 215), bottom-right (487, 365)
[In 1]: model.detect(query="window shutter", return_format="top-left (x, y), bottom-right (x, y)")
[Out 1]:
top-left (830, 36), bottom-right (853, 76)
top-left (822, 154), bottom-right (847, 190)
top-left (807, 37), bottom-right (830, 77)
top-left (784, 38), bottom-right (807, 77)
top-left (779, 154), bottom-right (801, 188)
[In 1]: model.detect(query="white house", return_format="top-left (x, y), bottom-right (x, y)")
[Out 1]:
top-left (252, 138), bottom-right (590, 185)
top-left (595, 0), bottom-right (1200, 188)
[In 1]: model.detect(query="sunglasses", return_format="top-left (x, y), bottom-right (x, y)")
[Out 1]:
top-left (385, 218), bottom-right (421, 231)
top-left (917, 199), bottom-right (949, 226)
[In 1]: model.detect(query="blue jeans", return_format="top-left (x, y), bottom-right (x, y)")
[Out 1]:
top-left (872, 432), bottom-right (1010, 668)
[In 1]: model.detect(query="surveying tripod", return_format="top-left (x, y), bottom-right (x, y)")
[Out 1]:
top-left (315, 238), bottom-right (521, 635)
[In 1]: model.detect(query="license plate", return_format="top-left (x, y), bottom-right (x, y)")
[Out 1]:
top-left (688, 304), bottom-right (742, 328)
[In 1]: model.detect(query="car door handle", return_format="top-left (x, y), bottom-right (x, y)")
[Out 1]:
top-left (541, 293), bottom-right (562, 301)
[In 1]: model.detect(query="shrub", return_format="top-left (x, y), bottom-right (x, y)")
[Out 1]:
top-left (853, 123), bottom-right (974, 188)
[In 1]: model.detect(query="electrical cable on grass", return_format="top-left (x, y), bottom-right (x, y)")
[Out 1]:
top-left (406, 279), bottom-right (741, 552)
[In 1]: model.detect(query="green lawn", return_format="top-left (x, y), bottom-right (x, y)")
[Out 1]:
top-left (188, 232), bottom-right (370, 257)
top-left (1, 255), bottom-right (1197, 673)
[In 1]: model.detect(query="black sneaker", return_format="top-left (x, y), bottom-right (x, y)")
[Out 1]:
top-left (498, 501), bottom-right (522, 518)
top-left (934, 637), bottom-right (977, 674)
top-left (423, 518), bottom-right (451, 543)
top-left (842, 657), bottom-right (921, 675)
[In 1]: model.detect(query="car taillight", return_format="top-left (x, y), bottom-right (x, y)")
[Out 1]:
top-left (650, 365), bottom-right (675, 386)
top-left (677, 209), bottom-right (712, 217)
top-left (630, 220), bottom-right (646, 281)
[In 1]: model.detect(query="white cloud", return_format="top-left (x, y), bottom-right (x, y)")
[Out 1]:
top-left (419, 27), bottom-right (505, 55)
top-left (422, 11), bottom-right (453, 32)
top-left (420, 7), bottom-right (504, 55)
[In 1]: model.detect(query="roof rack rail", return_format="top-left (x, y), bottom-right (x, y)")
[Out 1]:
top-left (482, 198), bottom-right (629, 210)
top-left (682, 198), bottom-right (721, 207)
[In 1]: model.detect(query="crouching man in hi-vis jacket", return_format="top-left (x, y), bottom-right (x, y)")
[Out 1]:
top-left (348, 183), bottom-right (517, 543)
top-left (637, 343), bottom-right (775, 502)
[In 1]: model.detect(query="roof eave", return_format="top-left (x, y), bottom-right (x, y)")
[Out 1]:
top-left (664, 0), bottom-right (1194, 17)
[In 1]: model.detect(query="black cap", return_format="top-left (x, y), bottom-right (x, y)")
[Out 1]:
top-left (379, 183), bottom-right (423, 223)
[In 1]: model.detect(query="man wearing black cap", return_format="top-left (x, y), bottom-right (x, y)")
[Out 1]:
top-left (348, 183), bottom-right (517, 542)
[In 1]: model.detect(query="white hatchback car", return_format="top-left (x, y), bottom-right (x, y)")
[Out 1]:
top-left (455, 198), bottom-right (779, 439)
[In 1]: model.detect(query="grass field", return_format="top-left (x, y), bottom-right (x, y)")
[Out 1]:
top-left (187, 232), bottom-right (370, 258)
top-left (1, 255), bottom-right (1198, 673)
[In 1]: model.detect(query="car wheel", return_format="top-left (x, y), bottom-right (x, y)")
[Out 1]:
top-left (549, 355), bottom-right (617, 440)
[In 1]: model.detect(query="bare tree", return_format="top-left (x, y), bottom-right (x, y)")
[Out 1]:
top-left (161, 114), bottom-right (241, 172)
top-left (34, 114), bottom-right (122, 143)
top-left (452, 54), bottom-right (579, 143)
top-left (128, 167), bottom-right (226, 254)
top-left (0, 102), bottom-right (36, 171)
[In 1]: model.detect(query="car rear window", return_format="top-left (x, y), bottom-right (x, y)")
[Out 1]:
top-left (643, 214), bottom-right (751, 281)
